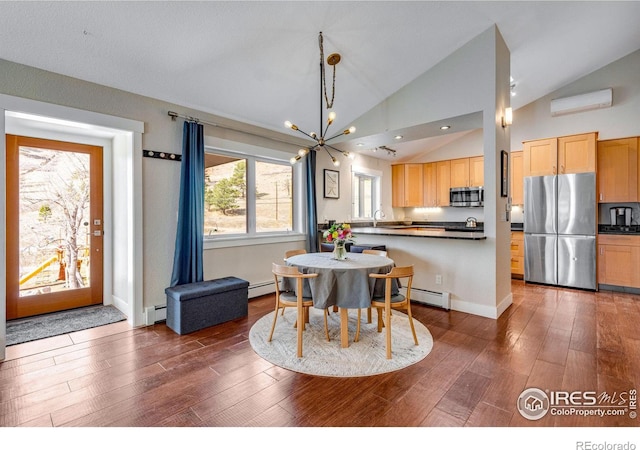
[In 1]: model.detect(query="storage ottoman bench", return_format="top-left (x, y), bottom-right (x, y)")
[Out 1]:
top-left (165, 276), bottom-right (249, 334)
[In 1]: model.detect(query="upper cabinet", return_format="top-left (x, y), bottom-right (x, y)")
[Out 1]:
top-left (510, 150), bottom-right (524, 205)
top-left (469, 156), bottom-right (484, 187)
top-left (436, 160), bottom-right (451, 207)
top-left (523, 132), bottom-right (597, 177)
top-left (391, 163), bottom-right (424, 207)
top-left (597, 137), bottom-right (639, 203)
top-left (450, 156), bottom-right (484, 188)
top-left (423, 162), bottom-right (438, 207)
top-left (523, 138), bottom-right (557, 177)
top-left (558, 132), bottom-right (597, 174)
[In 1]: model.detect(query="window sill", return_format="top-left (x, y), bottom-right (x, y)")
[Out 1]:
top-left (204, 232), bottom-right (306, 250)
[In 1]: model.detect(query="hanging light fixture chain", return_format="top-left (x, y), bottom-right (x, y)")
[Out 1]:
top-left (319, 32), bottom-right (335, 110)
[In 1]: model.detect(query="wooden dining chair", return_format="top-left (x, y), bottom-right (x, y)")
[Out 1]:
top-left (270, 263), bottom-right (329, 357)
top-left (365, 265), bottom-right (419, 359)
top-left (362, 249), bottom-right (388, 257)
top-left (281, 249), bottom-right (307, 316)
top-left (284, 248), bottom-right (307, 259)
top-left (360, 249), bottom-right (388, 323)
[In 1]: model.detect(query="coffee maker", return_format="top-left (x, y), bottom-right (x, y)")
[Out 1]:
top-left (610, 206), bottom-right (632, 227)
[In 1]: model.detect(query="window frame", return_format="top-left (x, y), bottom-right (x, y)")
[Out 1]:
top-left (351, 165), bottom-right (382, 220)
top-left (203, 146), bottom-right (305, 249)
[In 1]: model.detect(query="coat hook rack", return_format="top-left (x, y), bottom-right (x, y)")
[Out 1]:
top-left (143, 149), bottom-right (182, 162)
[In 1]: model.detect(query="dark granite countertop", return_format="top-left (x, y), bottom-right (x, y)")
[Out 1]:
top-left (597, 225), bottom-right (640, 235)
top-left (348, 224), bottom-right (486, 240)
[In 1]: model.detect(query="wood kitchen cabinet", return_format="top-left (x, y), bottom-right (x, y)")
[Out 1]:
top-left (436, 160), bottom-right (451, 207)
top-left (558, 132), bottom-right (597, 174)
top-left (510, 150), bottom-right (524, 205)
top-left (510, 231), bottom-right (524, 277)
top-left (597, 137), bottom-right (639, 203)
top-left (391, 163), bottom-right (424, 207)
top-left (469, 156), bottom-right (484, 187)
top-left (523, 138), bottom-right (557, 177)
top-left (523, 132), bottom-right (597, 177)
top-left (423, 162), bottom-right (438, 207)
top-left (450, 158), bottom-right (470, 188)
top-left (597, 234), bottom-right (640, 288)
top-left (450, 156), bottom-right (484, 188)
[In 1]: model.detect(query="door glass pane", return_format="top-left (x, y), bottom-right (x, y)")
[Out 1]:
top-left (255, 160), bottom-right (292, 232)
top-left (18, 146), bottom-right (91, 296)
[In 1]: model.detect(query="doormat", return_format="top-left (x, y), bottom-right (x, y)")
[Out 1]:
top-left (6, 305), bottom-right (127, 346)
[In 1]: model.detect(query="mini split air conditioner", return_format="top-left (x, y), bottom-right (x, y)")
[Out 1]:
top-left (550, 88), bottom-right (612, 116)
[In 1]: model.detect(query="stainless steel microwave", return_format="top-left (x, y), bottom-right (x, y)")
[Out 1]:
top-left (450, 186), bottom-right (484, 207)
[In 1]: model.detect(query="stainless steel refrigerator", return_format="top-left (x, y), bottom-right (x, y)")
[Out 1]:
top-left (524, 172), bottom-right (596, 290)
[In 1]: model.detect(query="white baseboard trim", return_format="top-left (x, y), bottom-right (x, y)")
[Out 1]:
top-left (110, 295), bottom-right (132, 325)
top-left (407, 287), bottom-right (450, 310)
top-left (450, 292), bottom-right (513, 319)
top-left (248, 280), bottom-right (275, 298)
top-left (142, 280), bottom-right (276, 326)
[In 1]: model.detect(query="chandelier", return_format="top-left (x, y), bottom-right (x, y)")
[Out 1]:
top-left (286, 32), bottom-right (356, 166)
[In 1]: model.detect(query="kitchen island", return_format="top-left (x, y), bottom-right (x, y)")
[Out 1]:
top-left (352, 225), bottom-right (486, 240)
top-left (331, 222), bottom-right (511, 319)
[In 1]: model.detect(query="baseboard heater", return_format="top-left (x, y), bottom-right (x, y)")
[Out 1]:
top-left (405, 286), bottom-right (451, 310)
top-left (249, 280), bottom-right (275, 298)
top-left (145, 305), bottom-right (167, 325)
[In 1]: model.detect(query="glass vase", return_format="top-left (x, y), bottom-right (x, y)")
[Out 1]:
top-left (333, 241), bottom-right (347, 260)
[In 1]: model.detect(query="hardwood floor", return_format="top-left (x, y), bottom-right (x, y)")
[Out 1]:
top-left (1, 280), bottom-right (639, 429)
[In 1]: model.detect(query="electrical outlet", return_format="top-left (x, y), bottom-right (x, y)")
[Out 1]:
top-left (435, 274), bottom-right (442, 285)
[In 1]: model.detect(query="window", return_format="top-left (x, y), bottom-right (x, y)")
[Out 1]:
top-left (352, 166), bottom-right (381, 219)
top-left (204, 149), bottom-right (294, 237)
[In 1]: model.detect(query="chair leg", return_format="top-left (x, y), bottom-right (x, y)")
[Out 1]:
top-left (323, 308), bottom-right (330, 342)
top-left (268, 304), bottom-right (281, 342)
top-left (355, 309), bottom-right (361, 342)
top-left (296, 305), bottom-right (304, 358)
top-left (367, 307), bottom-right (372, 323)
top-left (376, 307), bottom-right (384, 332)
top-left (406, 304), bottom-right (419, 345)
top-left (385, 304), bottom-right (392, 359)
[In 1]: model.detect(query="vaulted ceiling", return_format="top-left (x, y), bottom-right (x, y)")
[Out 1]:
top-left (1, 1), bottom-right (639, 159)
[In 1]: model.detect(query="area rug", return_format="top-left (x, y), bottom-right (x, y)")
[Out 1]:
top-left (6, 305), bottom-right (127, 346)
top-left (249, 307), bottom-right (433, 377)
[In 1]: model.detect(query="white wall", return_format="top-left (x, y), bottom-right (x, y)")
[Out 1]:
top-left (0, 25), bottom-right (537, 326)
top-left (310, 26), bottom-right (513, 317)
top-left (511, 48), bottom-right (640, 148)
top-left (0, 58), bottom-right (302, 325)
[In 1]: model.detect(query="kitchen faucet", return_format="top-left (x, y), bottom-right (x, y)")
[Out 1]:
top-left (373, 209), bottom-right (385, 227)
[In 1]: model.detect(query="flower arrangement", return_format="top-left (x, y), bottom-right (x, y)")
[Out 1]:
top-left (323, 223), bottom-right (353, 243)
top-left (323, 223), bottom-right (353, 260)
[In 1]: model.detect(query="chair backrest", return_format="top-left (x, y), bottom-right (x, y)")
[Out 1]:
top-left (284, 249), bottom-right (307, 259)
top-left (371, 265), bottom-right (413, 299)
top-left (272, 263), bottom-right (317, 298)
top-left (362, 249), bottom-right (388, 257)
top-left (272, 263), bottom-right (318, 281)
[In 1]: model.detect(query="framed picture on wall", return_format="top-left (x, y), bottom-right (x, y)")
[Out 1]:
top-left (501, 150), bottom-right (509, 197)
top-left (324, 169), bottom-right (339, 199)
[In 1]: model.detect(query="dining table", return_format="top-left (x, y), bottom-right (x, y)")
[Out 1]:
top-left (283, 251), bottom-right (397, 348)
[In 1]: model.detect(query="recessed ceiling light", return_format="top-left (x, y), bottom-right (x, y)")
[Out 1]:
top-left (440, 125), bottom-right (451, 130)
top-left (394, 135), bottom-right (403, 140)
top-left (356, 142), bottom-right (365, 146)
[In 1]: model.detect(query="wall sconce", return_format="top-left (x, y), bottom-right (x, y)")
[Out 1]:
top-left (502, 107), bottom-right (513, 128)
